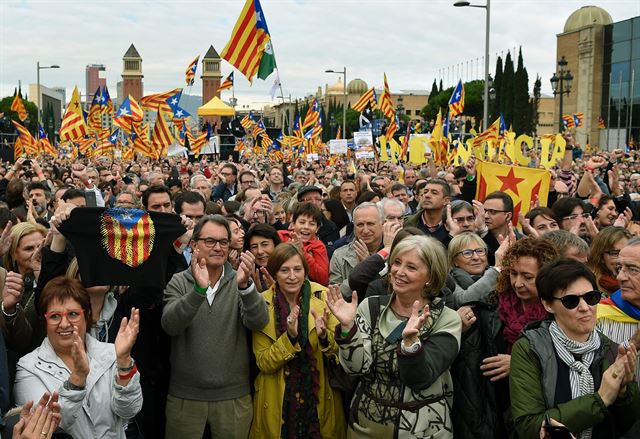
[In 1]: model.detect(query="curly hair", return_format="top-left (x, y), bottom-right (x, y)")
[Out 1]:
top-left (495, 237), bottom-right (559, 295)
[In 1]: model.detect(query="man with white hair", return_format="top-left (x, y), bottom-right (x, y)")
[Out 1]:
top-left (329, 202), bottom-right (384, 299)
top-left (597, 237), bottom-right (640, 385)
top-left (190, 175), bottom-right (213, 201)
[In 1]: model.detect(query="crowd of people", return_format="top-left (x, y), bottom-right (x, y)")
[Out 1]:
top-left (0, 130), bottom-right (639, 439)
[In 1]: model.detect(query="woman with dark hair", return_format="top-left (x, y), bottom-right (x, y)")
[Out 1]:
top-left (522, 207), bottom-right (560, 237)
top-left (250, 244), bottom-right (345, 438)
top-left (510, 259), bottom-right (640, 439)
top-left (496, 237), bottom-right (559, 353)
top-left (587, 226), bottom-right (632, 295)
top-left (14, 277), bottom-right (142, 439)
top-left (593, 195), bottom-right (620, 230)
top-left (225, 214), bottom-right (246, 270)
top-left (245, 223), bottom-right (282, 292)
top-left (355, 190), bottom-right (383, 205)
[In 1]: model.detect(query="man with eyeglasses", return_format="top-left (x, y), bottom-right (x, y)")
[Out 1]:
top-left (597, 237), bottom-right (640, 385)
top-left (263, 166), bottom-right (285, 200)
top-left (552, 197), bottom-right (591, 241)
top-left (162, 215), bottom-right (268, 438)
top-left (212, 163), bottom-right (238, 202)
top-left (482, 191), bottom-right (521, 265)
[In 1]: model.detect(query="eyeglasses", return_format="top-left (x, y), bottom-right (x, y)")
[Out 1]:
top-left (551, 290), bottom-right (601, 310)
top-left (562, 212), bottom-right (590, 221)
top-left (241, 180), bottom-right (256, 185)
top-left (44, 309), bottom-right (84, 324)
top-left (195, 238), bottom-right (230, 248)
top-left (615, 264), bottom-right (640, 277)
top-left (485, 209), bottom-right (509, 215)
top-left (455, 248), bottom-right (487, 259)
top-left (453, 215), bottom-right (476, 224)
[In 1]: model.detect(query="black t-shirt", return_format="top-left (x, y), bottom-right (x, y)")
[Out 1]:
top-left (59, 207), bottom-right (186, 288)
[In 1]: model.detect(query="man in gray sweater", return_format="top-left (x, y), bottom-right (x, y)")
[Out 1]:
top-left (161, 215), bottom-right (268, 439)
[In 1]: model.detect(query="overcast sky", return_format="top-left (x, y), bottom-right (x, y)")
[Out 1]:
top-left (1, 0), bottom-right (638, 105)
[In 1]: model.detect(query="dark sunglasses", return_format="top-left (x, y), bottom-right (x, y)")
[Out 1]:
top-left (551, 290), bottom-right (601, 310)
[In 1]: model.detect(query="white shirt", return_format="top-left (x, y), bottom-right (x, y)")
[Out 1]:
top-left (206, 266), bottom-right (225, 306)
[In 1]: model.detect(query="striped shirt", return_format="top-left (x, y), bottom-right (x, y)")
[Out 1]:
top-left (596, 318), bottom-right (640, 386)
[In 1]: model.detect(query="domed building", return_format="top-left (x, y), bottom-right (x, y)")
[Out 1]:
top-left (555, 5), bottom-right (639, 149)
top-left (346, 78), bottom-right (368, 95)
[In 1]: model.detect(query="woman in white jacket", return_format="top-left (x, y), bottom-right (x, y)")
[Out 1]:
top-left (14, 276), bottom-right (142, 439)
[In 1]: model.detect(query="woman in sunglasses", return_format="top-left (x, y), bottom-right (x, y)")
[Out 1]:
top-left (587, 226), bottom-right (632, 295)
top-left (510, 258), bottom-right (640, 439)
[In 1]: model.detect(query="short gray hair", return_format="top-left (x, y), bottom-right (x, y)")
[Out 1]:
top-left (543, 230), bottom-right (589, 256)
top-left (353, 202), bottom-right (384, 223)
top-left (378, 198), bottom-right (405, 216)
top-left (192, 214), bottom-right (231, 241)
top-left (389, 235), bottom-right (448, 298)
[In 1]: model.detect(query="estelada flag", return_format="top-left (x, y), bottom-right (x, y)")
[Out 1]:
top-left (476, 161), bottom-right (552, 226)
top-left (60, 86), bottom-right (88, 141)
top-left (11, 94), bottom-right (28, 121)
top-left (58, 207), bottom-right (186, 288)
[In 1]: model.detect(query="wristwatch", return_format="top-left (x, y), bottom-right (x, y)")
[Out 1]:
top-left (401, 338), bottom-right (422, 354)
top-left (63, 380), bottom-right (85, 391)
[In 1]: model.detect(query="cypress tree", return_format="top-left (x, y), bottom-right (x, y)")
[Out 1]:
top-left (500, 51), bottom-right (515, 128)
top-left (513, 47), bottom-right (530, 134)
top-left (439, 79), bottom-right (443, 93)
top-left (531, 75), bottom-right (542, 137)
top-left (430, 79), bottom-right (439, 99)
top-left (491, 56), bottom-right (503, 122)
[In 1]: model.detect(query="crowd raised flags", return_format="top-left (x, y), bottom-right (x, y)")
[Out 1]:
top-left (10, 94), bottom-right (27, 122)
top-left (219, 72), bottom-right (234, 92)
top-left (59, 87), bottom-right (88, 141)
top-left (185, 55), bottom-right (199, 86)
top-left (220, 0), bottom-right (276, 83)
top-left (448, 79), bottom-right (465, 118)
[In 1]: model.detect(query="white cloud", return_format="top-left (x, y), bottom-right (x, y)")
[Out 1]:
top-left (1, 0), bottom-right (638, 104)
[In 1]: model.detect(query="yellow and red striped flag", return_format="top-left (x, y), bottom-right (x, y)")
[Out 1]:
top-left (60, 87), bottom-right (88, 141)
top-left (218, 72), bottom-right (234, 92)
top-left (472, 117), bottom-right (501, 147)
top-left (11, 94), bottom-right (28, 122)
top-left (132, 123), bottom-right (153, 157)
top-left (378, 73), bottom-right (395, 118)
top-left (352, 87), bottom-right (377, 113)
top-left (385, 115), bottom-right (398, 140)
top-left (220, 0), bottom-right (275, 83)
top-left (188, 131), bottom-right (209, 156)
top-left (38, 123), bottom-right (56, 157)
top-left (12, 121), bottom-right (37, 155)
top-left (13, 137), bottom-right (24, 160)
top-left (336, 125), bottom-right (342, 140)
top-left (476, 162), bottom-right (551, 226)
top-left (121, 146), bottom-right (135, 161)
top-left (150, 111), bottom-right (174, 159)
top-left (185, 56), bottom-right (199, 86)
top-left (140, 88), bottom-right (182, 113)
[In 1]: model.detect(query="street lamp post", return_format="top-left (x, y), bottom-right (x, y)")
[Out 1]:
top-left (454, 0), bottom-right (490, 130)
top-left (36, 61), bottom-right (60, 129)
top-left (325, 67), bottom-right (347, 138)
top-left (550, 56), bottom-right (573, 133)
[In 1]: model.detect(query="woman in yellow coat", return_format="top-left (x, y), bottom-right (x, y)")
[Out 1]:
top-left (250, 243), bottom-right (346, 439)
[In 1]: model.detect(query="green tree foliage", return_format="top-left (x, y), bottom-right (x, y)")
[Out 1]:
top-left (531, 75), bottom-right (542, 137)
top-left (0, 95), bottom-right (39, 133)
top-left (430, 79), bottom-right (439, 100)
top-left (490, 56), bottom-right (503, 122)
top-left (421, 80), bottom-right (485, 130)
top-left (500, 51), bottom-right (515, 126)
top-left (512, 48), bottom-right (531, 133)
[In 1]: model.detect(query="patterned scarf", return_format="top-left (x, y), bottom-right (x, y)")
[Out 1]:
top-left (549, 321), bottom-right (601, 439)
top-left (274, 280), bottom-right (321, 439)
top-left (598, 273), bottom-right (620, 296)
top-left (498, 290), bottom-right (548, 352)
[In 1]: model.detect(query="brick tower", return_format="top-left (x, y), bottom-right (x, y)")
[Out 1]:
top-left (201, 45), bottom-right (222, 125)
top-left (121, 44), bottom-right (143, 101)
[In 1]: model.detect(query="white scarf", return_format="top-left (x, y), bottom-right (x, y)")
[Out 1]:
top-left (549, 321), bottom-right (601, 439)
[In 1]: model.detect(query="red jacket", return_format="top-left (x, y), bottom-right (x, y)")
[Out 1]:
top-left (277, 230), bottom-right (329, 286)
